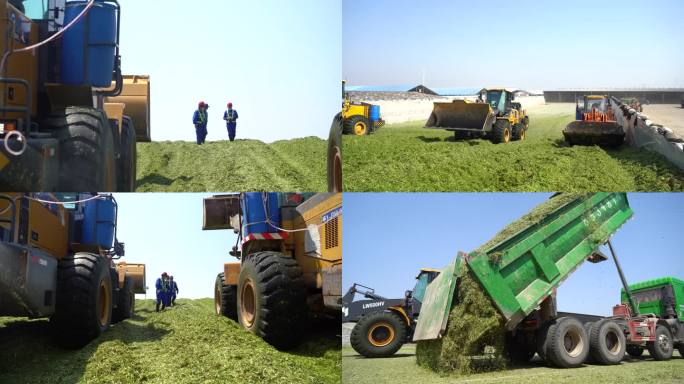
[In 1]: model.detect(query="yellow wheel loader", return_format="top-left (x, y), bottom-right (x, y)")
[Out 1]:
top-left (204, 192), bottom-right (342, 349)
top-left (342, 80), bottom-right (384, 136)
top-left (0, 193), bottom-right (145, 347)
top-left (425, 88), bottom-right (529, 143)
top-left (0, 0), bottom-right (150, 192)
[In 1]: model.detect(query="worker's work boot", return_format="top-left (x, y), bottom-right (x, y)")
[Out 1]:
top-left (155, 303), bottom-right (160, 312)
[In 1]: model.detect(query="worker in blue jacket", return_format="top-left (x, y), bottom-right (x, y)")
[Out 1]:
top-left (223, 102), bottom-right (239, 141)
top-left (169, 276), bottom-right (179, 306)
top-left (193, 101), bottom-right (209, 145)
top-left (155, 272), bottom-right (170, 312)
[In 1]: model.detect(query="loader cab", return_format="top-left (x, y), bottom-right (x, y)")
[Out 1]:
top-left (582, 96), bottom-right (609, 113)
top-left (485, 89), bottom-right (512, 116)
top-left (411, 269), bottom-right (440, 304)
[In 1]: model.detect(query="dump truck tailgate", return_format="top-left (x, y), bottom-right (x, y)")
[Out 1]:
top-left (412, 253), bottom-right (463, 341)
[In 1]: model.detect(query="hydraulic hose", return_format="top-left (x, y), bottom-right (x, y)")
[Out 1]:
top-left (0, 0), bottom-right (96, 75)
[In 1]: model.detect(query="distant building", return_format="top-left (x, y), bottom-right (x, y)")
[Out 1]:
top-left (544, 88), bottom-right (684, 104)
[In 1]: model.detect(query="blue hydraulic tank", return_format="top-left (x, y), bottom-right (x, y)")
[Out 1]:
top-left (241, 193), bottom-right (281, 238)
top-left (81, 196), bottom-right (116, 249)
top-left (61, 1), bottom-right (118, 87)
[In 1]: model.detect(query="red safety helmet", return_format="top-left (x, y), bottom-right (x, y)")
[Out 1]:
top-left (227, 102), bottom-right (233, 108)
top-left (162, 272), bottom-right (168, 277)
top-left (198, 101), bottom-right (206, 108)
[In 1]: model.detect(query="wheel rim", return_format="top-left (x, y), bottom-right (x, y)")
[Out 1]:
top-left (354, 122), bottom-right (367, 135)
top-left (563, 328), bottom-right (584, 358)
top-left (240, 279), bottom-right (256, 328)
top-left (657, 333), bottom-right (670, 352)
top-left (605, 330), bottom-right (621, 355)
top-left (215, 284), bottom-right (221, 315)
top-left (367, 322), bottom-right (395, 347)
top-left (520, 129), bottom-right (526, 140)
top-left (503, 128), bottom-right (510, 143)
top-left (97, 280), bottom-right (110, 327)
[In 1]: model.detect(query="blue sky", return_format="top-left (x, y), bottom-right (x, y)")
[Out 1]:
top-left (113, 193), bottom-right (238, 299)
top-left (343, 0), bottom-right (684, 89)
top-left (118, 0), bottom-right (341, 142)
top-left (342, 193), bottom-right (684, 316)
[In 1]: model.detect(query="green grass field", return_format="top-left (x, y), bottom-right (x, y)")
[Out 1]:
top-left (342, 113), bottom-right (684, 191)
top-left (136, 137), bottom-right (327, 191)
top-left (343, 344), bottom-right (684, 384)
top-left (0, 299), bottom-right (340, 384)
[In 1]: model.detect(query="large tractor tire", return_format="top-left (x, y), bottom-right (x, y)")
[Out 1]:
top-left (237, 251), bottom-right (307, 349)
top-left (589, 319), bottom-right (626, 365)
top-left (215, 272), bottom-right (237, 320)
top-left (343, 115), bottom-right (371, 136)
top-left (647, 325), bottom-right (673, 361)
top-left (112, 276), bottom-right (135, 323)
top-left (626, 344), bottom-right (644, 358)
top-left (327, 113), bottom-right (343, 193)
top-left (117, 116), bottom-right (137, 192)
top-left (512, 123), bottom-right (527, 141)
top-left (350, 311), bottom-right (407, 358)
top-left (544, 317), bottom-right (589, 368)
top-left (490, 119), bottom-right (511, 144)
top-left (51, 253), bottom-right (113, 348)
top-left (41, 107), bottom-right (117, 191)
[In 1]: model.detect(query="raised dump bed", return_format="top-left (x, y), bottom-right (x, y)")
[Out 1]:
top-left (415, 193), bottom-right (633, 341)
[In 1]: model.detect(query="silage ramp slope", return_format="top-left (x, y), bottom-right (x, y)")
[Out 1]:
top-left (136, 138), bottom-right (327, 192)
top-left (342, 113), bottom-right (684, 192)
top-left (0, 299), bottom-right (340, 384)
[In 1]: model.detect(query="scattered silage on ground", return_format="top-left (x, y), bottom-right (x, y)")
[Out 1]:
top-left (416, 193), bottom-right (585, 375)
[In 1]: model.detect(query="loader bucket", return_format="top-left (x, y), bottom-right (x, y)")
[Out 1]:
top-left (563, 121), bottom-right (625, 147)
top-left (105, 75), bottom-right (151, 142)
top-left (425, 100), bottom-right (493, 131)
top-left (116, 262), bottom-right (146, 294)
top-left (412, 253), bottom-right (463, 341)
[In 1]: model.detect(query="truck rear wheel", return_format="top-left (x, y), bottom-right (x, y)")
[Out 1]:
top-left (344, 116), bottom-right (370, 136)
top-left (589, 319), bottom-right (626, 365)
top-left (350, 311), bottom-right (407, 358)
top-left (626, 345), bottom-right (644, 358)
top-left (647, 325), bottom-right (673, 361)
top-left (52, 253), bottom-right (113, 348)
top-left (545, 317), bottom-right (589, 368)
top-left (112, 276), bottom-right (134, 323)
top-left (215, 272), bottom-right (237, 320)
top-left (42, 107), bottom-right (117, 191)
top-left (327, 113), bottom-right (343, 193)
top-left (237, 251), bottom-right (307, 349)
top-left (117, 116), bottom-right (137, 192)
top-left (490, 120), bottom-right (511, 144)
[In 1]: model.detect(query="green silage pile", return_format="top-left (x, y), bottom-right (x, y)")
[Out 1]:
top-left (416, 193), bottom-right (586, 375)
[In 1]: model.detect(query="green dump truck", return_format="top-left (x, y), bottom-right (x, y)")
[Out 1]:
top-left (415, 193), bottom-right (683, 368)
